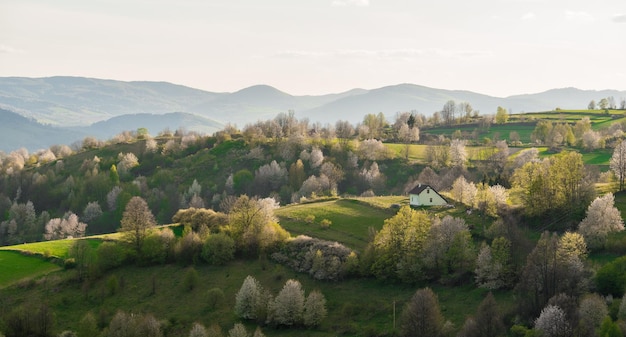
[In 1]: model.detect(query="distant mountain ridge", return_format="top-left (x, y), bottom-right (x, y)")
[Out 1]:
top-left (1, 76), bottom-right (625, 152)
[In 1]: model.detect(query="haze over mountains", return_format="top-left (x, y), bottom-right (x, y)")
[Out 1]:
top-left (1, 76), bottom-right (625, 152)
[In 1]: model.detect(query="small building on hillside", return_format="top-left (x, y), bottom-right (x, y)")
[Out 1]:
top-left (408, 184), bottom-right (448, 206)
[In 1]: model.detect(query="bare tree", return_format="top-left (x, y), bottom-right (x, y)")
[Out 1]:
top-left (120, 196), bottom-right (156, 253)
top-left (441, 100), bottom-right (456, 125)
top-left (400, 287), bottom-right (444, 337)
top-left (577, 294), bottom-right (608, 337)
top-left (610, 140), bottom-right (626, 191)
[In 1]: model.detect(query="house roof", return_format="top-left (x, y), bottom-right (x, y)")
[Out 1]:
top-left (408, 184), bottom-right (430, 195)
top-left (408, 184), bottom-right (448, 203)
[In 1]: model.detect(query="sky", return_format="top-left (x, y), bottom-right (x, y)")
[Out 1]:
top-left (1, 0), bottom-right (625, 97)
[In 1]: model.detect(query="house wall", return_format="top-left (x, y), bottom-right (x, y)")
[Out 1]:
top-left (409, 187), bottom-right (447, 206)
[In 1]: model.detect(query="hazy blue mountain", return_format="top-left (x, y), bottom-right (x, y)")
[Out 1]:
top-left (0, 77), bottom-right (223, 126)
top-left (300, 83), bottom-right (504, 123)
top-left (81, 112), bottom-right (224, 140)
top-left (192, 85), bottom-right (369, 124)
top-left (1, 77), bottom-right (625, 147)
top-left (0, 108), bottom-right (88, 152)
top-left (504, 88), bottom-right (626, 113)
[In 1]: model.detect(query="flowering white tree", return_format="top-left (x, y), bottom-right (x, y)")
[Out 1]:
top-left (534, 305), bottom-right (571, 337)
top-left (358, 139), bottom-right (390, 161)
top-left (82, 201), bottom-right (103, 223)
top-left (309, 147), bottom-right (324, 169)
top-left (117, 152), bottom-right (139, 175)
top-left (582, 130), bottom-right (602, 151)
top-left (578, 193), bottom-right (624, 249)
top-left (272, 279), bottom-right (305, 326)
top-left (449, 139), bottom-right (468, 168)
top-left (107, 186), bottom-right (123, 211)
top-left (423, 216), bottom-right (468, 270)
top-left (303, 290), bottom-right (327, 327)
top-left (44, 212), bottom-right (87, 240)
top-left (228, 323), bottom-right (248, 337)
top-left (451, 176), bottom-right (477, 206)
top-left (610, 140), bottom-right (626, 191)
top-left (254, 161), bottom-right (288, 193)
top-left (235, 275), bottom-right (262, 320)
top-left (513, 147), bottom-right (539, 169)
top-left (577, 294), bottom-right (608, 337)
top-left (489, 185), bottom-right (508, 207)
top-left (189, 323), bottom-right (207, 337)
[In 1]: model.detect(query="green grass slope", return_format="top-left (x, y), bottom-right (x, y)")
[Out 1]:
top-left (275, 198), bottom-right (396, 252)
top-left (0, 250), bottom-right (60, 288)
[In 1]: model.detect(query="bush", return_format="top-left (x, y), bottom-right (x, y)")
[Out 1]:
top-left (271, 235), bottom-right (355, 281)
top-left (97, 242), bottom-right (126, 271)
top-left (304, 214), bottom-right (316, 224)
top-left (206, 288), bottom-right (225, 309)
top-left (64, 258), bottom-right (76, 269)
top-left (596, 256), bottom-right (626, 297)
top-left (106, 275), bottom-right (119, 296)
top-left (175, 231), bottom-right (203, 265)
top-left (201, 233), bottom-right (235, 265)
top-left (140, 233), bottom-right (167, 265)
top-left (183, 267), bottom-right (199, 291)
top-left (320, 219), bottom-right (332, 229)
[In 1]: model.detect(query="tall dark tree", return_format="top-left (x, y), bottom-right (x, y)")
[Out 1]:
top-left (474, 292), bottom-right (506, 337)
top-left (400, 287), bottom-right (444, 337)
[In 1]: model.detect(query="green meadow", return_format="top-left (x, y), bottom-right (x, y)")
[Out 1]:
top-left (0, 250), bottom-right (60, 288)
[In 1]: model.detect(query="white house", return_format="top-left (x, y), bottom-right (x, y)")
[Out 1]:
top-left (408, 184), bottom-right (447, 206)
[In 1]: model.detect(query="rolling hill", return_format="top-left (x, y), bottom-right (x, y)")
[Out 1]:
top-left (2, 76), bottom-right (626, 152)
top-left (3, 77), bottom-right (625, 128)
top-left (0, 108), bottom-right (89, 151)
top-left (79, 112), bottom-right (224, 140)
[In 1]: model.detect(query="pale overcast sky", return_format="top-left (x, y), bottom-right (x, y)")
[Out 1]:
top-left (1, 0), bottom-right (625, 96)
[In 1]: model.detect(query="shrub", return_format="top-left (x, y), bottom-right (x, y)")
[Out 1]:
top-left (183, 267), bottom-right (199, 291)
top-left (304, 214), bottom-right (316, 224)
top-left (175, 231), bottom-right (203, 265)
top-left (206, 288), bottom-right (225, 309)
top-left (320, 219), bottom-right (332, 229)
top-left (140, 233), bottom-right (167, 265)
top-left (201, 233), bottom-right (235, 265)
top-left (271, 235), bottom-right (355, 281)
top-left (77, 312), bottom-right (99, 337)
top-left (97, 242), bottom-right (126, 271)
top-left (64, 258), bottom-right (76, 269)
top-left (596, 256), bottom-right (626, 297)
top-left (107, 275), bottom-right (119, 296)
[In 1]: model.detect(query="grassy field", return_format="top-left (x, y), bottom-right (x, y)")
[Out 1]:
top-left (0, 250), bottom-right (61, 288)
top-left (421, 110), bottom-right (626, 146)
top-left (275, 198), bottom-right (396, 252)
top-left (0, 238), bottom-right (104, 258)
top-left (384, 143), bottom-right (428, 162)
top-left (0, 251), bottom-right (508, 336)
top-left (420, 123), bottom-right (537, 144)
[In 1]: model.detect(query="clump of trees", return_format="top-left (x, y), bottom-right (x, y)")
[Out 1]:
top-left (271, 235), bottom-right (358, 281)
top-left (365, 206), bottom-right (474, 283)
top-left (234, 275), bottom-right (327, 328)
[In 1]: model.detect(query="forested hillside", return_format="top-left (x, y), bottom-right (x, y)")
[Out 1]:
top-left (2, 107), bottom-right (626, 336)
